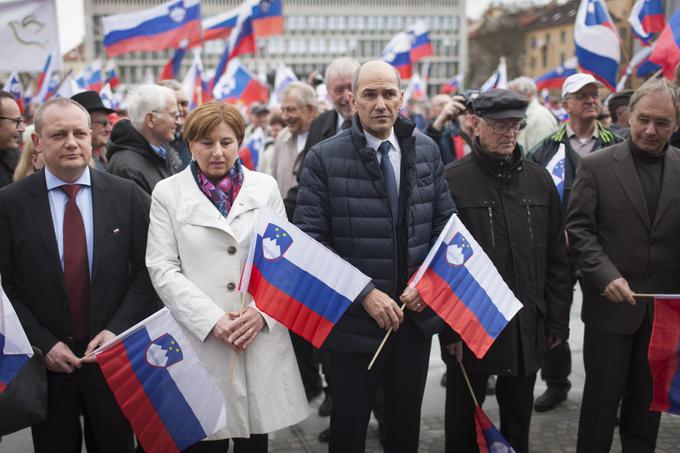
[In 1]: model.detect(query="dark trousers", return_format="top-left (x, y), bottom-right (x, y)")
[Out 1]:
top-left (328, 321), bottom-right (431, 453)
top-left (539, 340), bottom-right (572, 394)
top-left (289, 331), bottom-right (322, 397)
top-left (445, 362), bottom-right (537, 453)
top-left (577, 313), bottom-right (660, 453)
top-left (31, 342), bottom-right (133, 453)
top-left (181, 434), bottom-right (268, 453)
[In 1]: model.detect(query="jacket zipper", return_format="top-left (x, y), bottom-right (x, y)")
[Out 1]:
top-left (526, 204), bottom-right (534, 240)
top-left (487, 206), bottom-right (495, 247)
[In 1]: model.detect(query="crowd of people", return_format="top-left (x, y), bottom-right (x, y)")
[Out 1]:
top-left (0, 55), bottom-right (679, 453)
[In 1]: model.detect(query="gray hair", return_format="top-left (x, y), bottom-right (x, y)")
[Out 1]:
top-left (325, 58), bottom-right (360, 85)
top-left (629, 78), bottom-right (680, 121)
top-left (508, 76), bottom-right (537, 97)
top-left (157, 79), bottom-right (183, 91)
top-left (34, 98), bottom-right (90, 135)
top-left (352, 60), bottom-right (401, 94)
top-left (127, 85), bottom-right (176, 130)
top-left (281, 82), bottom-right (318, 111)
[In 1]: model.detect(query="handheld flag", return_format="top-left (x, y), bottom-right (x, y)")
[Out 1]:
top-left (251, 0), bottom-right (284, 37)
top-left (546, 144), bottom-right (566, 200)
top-left (212, 4), bottom-right (256, 88)
top-left (616, 45), bottom-right (660, 91)
top-left (0, 287), bottom-right (33, 392)
top-left (271, 64), bottom-right (298, 105)
top-left (240, 206), bottom-right (371, 348)
top-left (410, 214), bottom-right (523, 358)
top-left (212, 58), bottom-right (268, 104)
top-left (160, 47), bottom-right (187, 81)
top-left (182, 51), bottom-right (210, 109)
top-left (404, 73), bottom-right (428, 103)
top-left (574, 0), bottom-right (620, 90)
top-left (3, 70), bottom-right (23, 112)
top-left (475, 406), bottom-right (516, 453)
top-left (407, 20), bottom-right (433, 61)
top-left (239, 128), bottom-right (265, 171)
top-left (105, 62), bottom-right (121, 90)
top-left (95, 308), bottom-right (227, 453)
top-left (381, 32), bottom-right (413, 79)
top-left (441, 74), bottom-right (464, 94)
top-left (534, 57), bottom-right (578, 91)
top-left (480, 58), bottom-right (507, 92)
top-left (648, 297), bottom-right (680, 415)
top-left (102, 0), bottom-right (201, 57)
top-left (628, 0), bottom-right (665, 45)
top-left (199, 8), bottom-right (239, 43)
top-left (649, 10), bottom-right (680, 79)
top-left (35, 47), bottom-right (60, 103)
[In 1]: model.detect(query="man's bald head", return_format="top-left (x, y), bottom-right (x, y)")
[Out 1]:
top-left (351, 60), bottom-right (401, 95)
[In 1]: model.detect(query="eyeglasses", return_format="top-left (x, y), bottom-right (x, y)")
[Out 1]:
top-left (92, 119), bottom-right (112, 128)
top-left (0, 116), bottom-right (24, 128)
top-left (569, 92), bottom-right (600, 101)
top-left (483, 119), bottom-right (527, 135)
top-left (152, 110), bottom-right (181, 120)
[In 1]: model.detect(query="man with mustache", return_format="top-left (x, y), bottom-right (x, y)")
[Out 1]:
top-left (567, 78), bottom-right (680, 452)
top-left (0, 91), bottom-right (25, 187)
top-left (529, 73), bottom-right (623, 413)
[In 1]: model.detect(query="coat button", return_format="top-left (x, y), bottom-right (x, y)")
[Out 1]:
top-left (228, 246), bottom-right (237, 255)
top-left (226, 282), bottom-right (236, 291)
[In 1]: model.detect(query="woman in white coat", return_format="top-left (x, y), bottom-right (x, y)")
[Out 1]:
top-left (146, 102), bottom-right (308, 453)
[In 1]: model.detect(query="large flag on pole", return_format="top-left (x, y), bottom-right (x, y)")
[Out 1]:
top-left (182, 51), bottom-right (210, 109)
top-left (628, 0), bottom-right (665, 45)
top-left (649, 10), bottom-right (680, 79)
top-left (3, 70), bottom-right (23, 112)
top-left (240, 206), bottom-right (371, 348)
top-left (251, 0), bottom-right (284, 37)
top-left (616, 45), bottom-right (660, 91)
top-left (0, 286), bottom-right (33, 392)
top-left (381, 32), bottom-right (413, 79)
top-left (574, 0), bottom-right (620, 90)
top-left (211, 4), bottom-right (256, 89)
top-left (410, 214), bottom-right (523, 358)
top-left (406, 20), bottom-right (433, 61)
top-left (212, 58), bottom-right (268, 104)
top-left (35, 47), bottom-right (60, 103)
top-left (534, 57), bottom-right (578, 91)
top-left (480, 58), bottom-right (507, 92)
top-left (648, 296), bottom-right (680, 415)
top-left (160, 47), bottom-right (187, 81)
top-left (102, 0), bottom-right (201, 57)
top-left (95, 308), bottom-right (226, 453)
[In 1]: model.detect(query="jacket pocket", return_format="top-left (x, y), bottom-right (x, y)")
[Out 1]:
top-left (519, 198), bottom-right (549, 244)
top-left (455, 199), bottom-right (498, 247)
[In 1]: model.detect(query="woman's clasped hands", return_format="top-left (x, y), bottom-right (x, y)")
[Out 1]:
top-left (212, 307), bottom-right (265, 352)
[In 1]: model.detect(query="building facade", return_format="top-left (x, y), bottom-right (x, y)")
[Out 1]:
top-left (83, 0), bottom-right (468, 95)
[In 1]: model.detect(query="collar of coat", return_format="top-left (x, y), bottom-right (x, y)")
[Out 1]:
top-left (549, 120), bottom-right (617, 145)
top-left (349, 113), bottom-right (416, 148)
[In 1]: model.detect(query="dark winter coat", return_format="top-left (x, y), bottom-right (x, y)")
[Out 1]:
top-left (0, 149), bottom-right (18, 188)
top-left (294, 114), bottom-right (455, 354)
top-left (107, 119), bottom-right (182, 196)
top-left (441, 144), bottom-right (570, 376)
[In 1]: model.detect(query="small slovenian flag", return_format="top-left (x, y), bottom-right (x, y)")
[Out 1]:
top-left (0, 285), bottom-right (33, 392)
top-left (212, 58), bottom-right (269, 105)
top-left (2, 70), bottom-right (23, 112)
top-left (475, 406), bottom-right (516, 453)
top-left (239, 128), bottom-right (264, 171)
top-left (381, 32), bottom-right (413, 79)
top-left (534, 57), bottom-right (578, 91)
top-left (406, 20), bottom-right (433, 62)
top-left (240, 206), bottom-right (371, 348)
top-left (649, 10), bottom-right (680, 79)
top-left (94, 308), bottom-right (226, 453)
top-left (628, 0), bottom-right (665, 45)
top-left (648, 296), bottom-right (680, 415)
top-left (546, 144), bottom-right (566, 200)
top-left (410, 214), bottom-right (523, 358)
top-left (251, 0), bottom-right (284, 37)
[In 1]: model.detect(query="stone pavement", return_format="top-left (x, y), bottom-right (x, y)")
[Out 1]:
top-left (3, 288), bottom-right (680, 452)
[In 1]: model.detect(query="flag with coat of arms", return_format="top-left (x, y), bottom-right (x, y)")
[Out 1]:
top-left (0, 284), bottom-right (33, 392)
top-left (94, 308), bottom-right (226, 453)
top-left (546, 144), bottom-right (566, 201)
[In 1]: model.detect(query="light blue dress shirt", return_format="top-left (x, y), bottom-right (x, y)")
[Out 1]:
top-left (45, 167), bottom-right (94, 276)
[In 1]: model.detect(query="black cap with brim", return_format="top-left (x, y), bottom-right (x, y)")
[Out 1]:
top-left (472, 89), bottom-right (529, 120)
top-left (71, 90), bottom-right (116, 115)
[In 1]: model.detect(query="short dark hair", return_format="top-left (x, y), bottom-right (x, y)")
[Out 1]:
top-left (0, 90), bottom-right (18, 117)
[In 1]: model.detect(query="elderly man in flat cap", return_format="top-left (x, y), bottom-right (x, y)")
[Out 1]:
top-left (440, 89), bottom-right (570, 453)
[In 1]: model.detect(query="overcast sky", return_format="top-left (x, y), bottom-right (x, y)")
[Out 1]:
top-left (56, 0), bottom-right (542, 53)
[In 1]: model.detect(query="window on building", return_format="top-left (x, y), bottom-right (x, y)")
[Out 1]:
top-left (531, 56), bottom-right (536, 70)
top-left (541, 47), bottom-right (548, 68)
top-left (560, 30), bottom-right (566, 43)
top-left (545, 33), bottom-right (550, 44)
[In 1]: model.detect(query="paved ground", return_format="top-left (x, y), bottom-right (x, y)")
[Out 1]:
top-left (3, 288), bottom-right (680, 452)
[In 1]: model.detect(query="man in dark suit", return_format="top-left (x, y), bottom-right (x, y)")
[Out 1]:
top-left (0, 98), bottom-right (157, 452)
top-left (567, 78), bottom-right (680, 452)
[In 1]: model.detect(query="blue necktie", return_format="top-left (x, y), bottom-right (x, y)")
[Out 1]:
top-left (378, 141), bottom-right (398, 224)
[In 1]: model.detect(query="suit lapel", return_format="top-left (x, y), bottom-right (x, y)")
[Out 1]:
top-left (611, 144), bottom-right (651, 229)
top-left (28, 171), bottom-right (65, 288)
top-left (652, 148), bottom-right (680, 228)
top-left (90, 171), bottom-right (111, 283)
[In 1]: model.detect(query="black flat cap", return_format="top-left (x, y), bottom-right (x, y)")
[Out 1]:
top-left (71, 90), bottom-right (115, 114)
top-left (608, 89), bottom-right (634, 111)
top-left (472, 89), bottom-right (528, 119)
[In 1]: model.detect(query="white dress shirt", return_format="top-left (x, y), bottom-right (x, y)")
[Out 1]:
top-left (364, 128), bottom-right (401, 190)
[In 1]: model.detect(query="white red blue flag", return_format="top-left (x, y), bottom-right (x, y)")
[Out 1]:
top-left (76, 61), bottom-right (103, 92)
top-left (2, 70), bottom-right (23, 112)
top-left (200, 8), bottom-right (239, 43)
top-left (239, 128), bottom-right (264, 171)
top-left (616, 45), bottom-right (660, 91)
top-left (182, 51), bottom-right (210, 109)
top-left (475, 406), bottom-right (516, 453)
top-left (546, 144), bottom-right (566, 200)
top-left (407, 20), bottom-right (433, 62)
top-left (480, 58), bottom-right (507, 92)
top-left (404, 73), bottom-right (428, 103)
top-left (160, 47), bottom-right (187, 81)
top-left (99, 83), bottom-right (118, 110)
top-left (0, 286), bottom-right (33, 392)
top-left (629, 0), bottom-right (665, 45)
top-left (251, 0), bottom-right (284, 37)
top-left (105, 62), bottom-right (121, 90)
top-left (410, 214), bottom-right (523, 358)
top-left (95, 308), bottom-right (226, 453)
top-left (441, 74), bottom-right (464, 94)
top-left (574, 0), bottom-right (620, 90)
top-left (35, 47), bottom-right (60, 103)
top-left (534, 57), bottom-right (578, 91)
top-left (271, 64), bottom-right (298, 105)
top-left (648, 297), bottom-right (680, 416)
top-left (212, 4), bottom-right (256, 88)
top-left (240, 206), bottom-right (371, 348)
top-left (212, 58), bottom-right (268, 104)
top-left (650, 10), bottom-right (680, 79)
top-left (102, 0), bottom-right (201, 57)
top-left (381, 32), bottom-right (413, 79)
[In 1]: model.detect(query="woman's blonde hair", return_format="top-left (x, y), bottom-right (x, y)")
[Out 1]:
top-left (13, 125), bottom-right (38, 181)
top-left (183, 102), bottom-right (245, 146)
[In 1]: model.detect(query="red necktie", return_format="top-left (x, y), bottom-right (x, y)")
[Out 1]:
top-left (60, 184), bottom-right (90, 340)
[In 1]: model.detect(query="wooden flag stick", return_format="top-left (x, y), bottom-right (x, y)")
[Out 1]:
top-left (229, 292), bottom-right (249, 383)
top-left (458, 360), bottom-right (479, 408)
top-left (367, 303), bottom-right (407, 371)
top-left (633, 293), bottom-right (680, 299)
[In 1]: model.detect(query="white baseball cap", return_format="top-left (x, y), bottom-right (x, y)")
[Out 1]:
top-left (561, 73), bottom-right (604, 99)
